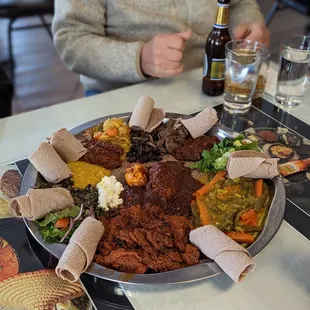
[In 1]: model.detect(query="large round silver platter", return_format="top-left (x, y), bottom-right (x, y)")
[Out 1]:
top-left (21, 112), bottom-right (286, 285)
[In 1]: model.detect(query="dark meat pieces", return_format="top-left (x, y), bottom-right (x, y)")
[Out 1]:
top-left (151, 120), bottom-right (189, 154)
top-left (81, 140), bottom-right (123, 169)
top-left (95, 205), bottom-right (200, 274)
top-left (172, 135), bottom-right (220, 162)
top-left (121, 162), bottom-right (202, 217)
top-left (127, 128), bottom-right (162, 163)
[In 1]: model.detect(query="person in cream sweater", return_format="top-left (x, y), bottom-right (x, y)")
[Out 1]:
top-left (52, 0), bottom-right (269, 96)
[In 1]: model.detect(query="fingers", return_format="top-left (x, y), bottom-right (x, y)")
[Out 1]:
top-left (140, 29), bottom-right (192, 78)
top-left (157, 64), bottom-right (184, 78)
top-left (234, 23), bottom-right (270, 46)
top-left (233, 24), bottom-right (250, 40)
top-left (178, 29), bottom-right (193, 41)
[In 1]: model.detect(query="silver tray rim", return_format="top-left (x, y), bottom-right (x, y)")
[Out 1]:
top-left (21, 112), bottom-right (286, 285)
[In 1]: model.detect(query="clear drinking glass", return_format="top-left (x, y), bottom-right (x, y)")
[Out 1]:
top-left (253, 50), bottom-right (270, 99)
top-left (275, 35), bottom-right (310, 107)
top-left (224, 40), bottom-right (266, 113)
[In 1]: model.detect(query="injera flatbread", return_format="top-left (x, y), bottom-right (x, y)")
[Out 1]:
top-left (9, 188), bottom-right (74, 220)
top-left (50, 128), bottom-right (87, 163)
top-left (129, 96), bottom-right (154, 130)
top-left (227, 150), bottom-right (279, 179)
top-left (190, 225), bottom-right (256, 283)
top-left (178, 107), bottom-right (218, 138)
top-left (145, 108), bottom-right (165, 132)
top-left (56, 217), bottom-right (104, 282)
top-left (29, 142), bottom-right (72, 183)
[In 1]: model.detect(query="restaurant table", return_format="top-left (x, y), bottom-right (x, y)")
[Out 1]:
top-left (1, 67), bottom-right (310, 310)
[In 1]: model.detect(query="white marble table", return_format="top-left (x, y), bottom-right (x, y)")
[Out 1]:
top-left (1, 67), bottom-right (310, 310)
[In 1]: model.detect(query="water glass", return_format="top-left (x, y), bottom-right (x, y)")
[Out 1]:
top-left (224, 40), bottom-right (266, 113)
top-left (275, 35), bottom-right (310, 107)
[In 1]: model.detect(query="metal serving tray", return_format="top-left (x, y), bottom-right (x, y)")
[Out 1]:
top-left (21, 113), bottom-right (286, 285)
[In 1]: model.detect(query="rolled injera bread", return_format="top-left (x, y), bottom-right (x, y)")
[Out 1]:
top-left (129, 96), bottom-right (155, 130)
top-left (56, 217), bottom-right (104, 282)
top-left (9, 187), bottom-right (74, 220)
top-left (227, 150), bottom-right (279, 179)
top-left (50, 128), bottom-right (87, 163)
top-left (145, 108), bottom-right (165, 132)
top-left (177, 107), bottom-right (218, 138)
top-left (29, 142), bottom-right (72, 183)
top-left (190, 225), bottom-right (256, 283)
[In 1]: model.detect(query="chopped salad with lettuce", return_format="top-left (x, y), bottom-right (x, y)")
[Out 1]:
top-left (191, 135), bottom-right (259, 172)
top-left (36, 206), bottom-right (84, 244)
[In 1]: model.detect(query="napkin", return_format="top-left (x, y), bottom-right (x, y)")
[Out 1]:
top-left (56, 217), bottom-right (104, 282)
top-left (189, 225), bottom-right (256, 283)
top-left (227, 150), bottom-right (279, 179)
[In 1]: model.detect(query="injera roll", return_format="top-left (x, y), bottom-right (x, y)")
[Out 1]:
top-left (145, 108), bottom-right (165, 132)
top-left (227, 150), bottom-right (279, 179)
top-left (178, 107), bottom-right (218, 138)
top-left (50, 128), bottom-right (87, 163)
top-left (129, 96), bottom-right (155, 130)
top-left (29, 142), bottom-right (72, 183)
top-left (9, 187), bottom-right (74, 220)
top-left (189, 225), bottom-right (256, 283)
top-left (56, 217), bottom-right (104, 282)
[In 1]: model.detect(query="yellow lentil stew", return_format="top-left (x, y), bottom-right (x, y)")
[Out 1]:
top-left (67, 161), bottom-right (110, 189)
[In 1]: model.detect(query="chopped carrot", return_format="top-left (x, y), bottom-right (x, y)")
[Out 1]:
top-left (226, 231), bottom-right (255, 244)
top-left (225, 185), bottom-right (241, 194)
top-left (54, 218), bottom-right (70, 229)
top-left (106, 128), bottom-right (118, 137)
top-left (195, 170), bottom-right (227, 196)
top-left (93, 132), bottom-right (102, 140)
top-left (196, 194), bottom-right (210, 226)
top-left (255, 179), bottom-right (263, 197)
top-left (240, 209), bottom-right (258, 226)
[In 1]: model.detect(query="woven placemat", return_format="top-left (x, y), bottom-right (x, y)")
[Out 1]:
top-left (0, 269), bottom-right (84, 310)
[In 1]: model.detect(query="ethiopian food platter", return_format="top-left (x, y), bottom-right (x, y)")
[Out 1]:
top-left (15, 96), bottom-right (285, 285)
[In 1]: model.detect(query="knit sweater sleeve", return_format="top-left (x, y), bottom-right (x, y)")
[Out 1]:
top-left (229, 0), bottom-right (265, 30)
top-left (52, 0), bottom-right (147, 84)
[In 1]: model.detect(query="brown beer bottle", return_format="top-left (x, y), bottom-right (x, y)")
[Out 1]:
top-left (202, 0), bottom-right (231, 96)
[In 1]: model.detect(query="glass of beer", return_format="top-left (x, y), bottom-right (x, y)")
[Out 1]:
top-left (275, 35), bottom-right (310, 107)
top-left (253, 50), bottom-right (270, 99)
top-left (224, 40), bottom-right (266, 113)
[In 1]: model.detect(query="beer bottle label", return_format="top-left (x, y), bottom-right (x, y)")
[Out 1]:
top-left (210, 58), bottom-right (225, 80)
top-left (214, 3), bottom-right (229, 29)
top-left (203, 54), bottom-right (208, 77)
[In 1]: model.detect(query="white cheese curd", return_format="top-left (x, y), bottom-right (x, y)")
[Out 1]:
top-left (96, 175), bottom-right (124, 211)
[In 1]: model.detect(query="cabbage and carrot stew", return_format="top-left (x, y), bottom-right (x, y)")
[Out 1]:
top-left (191, 171), bottom-right (271, 246)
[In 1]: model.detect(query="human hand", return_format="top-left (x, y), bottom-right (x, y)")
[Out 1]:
top-left (140, 29), bottom-right (192, 78)
top-left (233, 23), bottom-right (270, 46)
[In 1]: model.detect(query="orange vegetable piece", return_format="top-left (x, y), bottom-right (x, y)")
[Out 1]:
top-left (106, 128), bottom-right (118, 137)
top-left (240, 209), bottom-right (258, 226)
top-left (226, 231), bottom-right (255, 244)
top-left (54, 218), bottom-right (70, 229)
top-left (93, 132), bottom-right (102, 140)
top-left (195, 170), bottom-right (227, 196)
top-left (255, 179), bottom-right (263, 197)
top-left (196, 194), bottom-right (210, 226)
